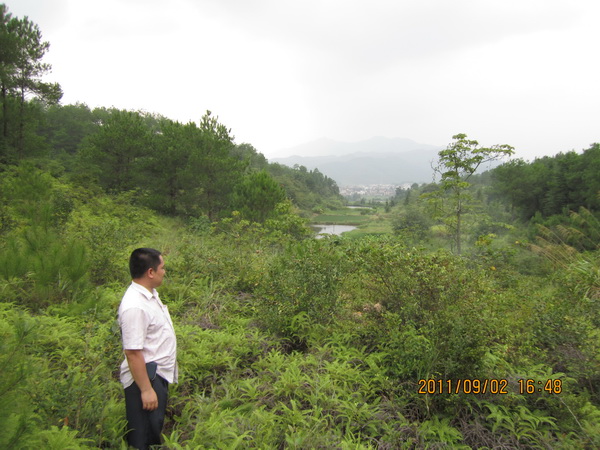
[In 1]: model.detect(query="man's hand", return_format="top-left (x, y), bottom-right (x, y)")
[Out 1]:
top-left (124, 349), bottom-right (158, 410)
top-left (141, 387), bottom-right (158, 411)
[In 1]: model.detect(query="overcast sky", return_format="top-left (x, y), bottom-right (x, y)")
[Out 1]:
top-left (9, 0), bottom-right (600, 159)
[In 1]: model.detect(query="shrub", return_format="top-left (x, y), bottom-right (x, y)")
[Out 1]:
top-left (256, 238), bottom-right (346, 339)
top-left (344, 236), bottom-right (498, 381)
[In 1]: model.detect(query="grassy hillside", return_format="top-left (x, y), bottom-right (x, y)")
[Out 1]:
top-left (1, 166), bottom-right (599, 448)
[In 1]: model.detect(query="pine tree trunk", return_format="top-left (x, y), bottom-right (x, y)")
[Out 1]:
top-left (1, 84), bottom-right (7, 138)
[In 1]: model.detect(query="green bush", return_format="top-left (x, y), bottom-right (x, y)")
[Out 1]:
top-left (0, 300), bottom-right (126, 448)
top-left (345, 237), bottom-right (495, 380)
top-left (64, 194), bottom-right (158, 285)
top-left (256, 238), bottom-right (346, 339)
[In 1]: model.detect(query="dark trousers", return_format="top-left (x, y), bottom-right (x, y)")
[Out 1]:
top-left (124, 376), bottom-right (169, 450)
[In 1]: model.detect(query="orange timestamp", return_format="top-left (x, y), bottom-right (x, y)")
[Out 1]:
top-left (418, 378), bottom-right (509, 394)
top-left (418, 378), bottom-right (563, 395)
top-left (518, 378), bottom-right (562, 394)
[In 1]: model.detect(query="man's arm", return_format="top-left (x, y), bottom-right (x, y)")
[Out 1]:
top-left (124, 349), bottom-right (158, 411)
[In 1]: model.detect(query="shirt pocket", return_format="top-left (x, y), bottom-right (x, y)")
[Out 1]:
top-left (147, 310), bottom-right (168, 337)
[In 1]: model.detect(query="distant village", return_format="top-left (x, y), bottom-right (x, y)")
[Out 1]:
top-left (340, 183), bottom-right (413, 201)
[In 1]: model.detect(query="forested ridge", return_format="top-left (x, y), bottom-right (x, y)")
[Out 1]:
top-left (1, 4), bottom-right (600, 449)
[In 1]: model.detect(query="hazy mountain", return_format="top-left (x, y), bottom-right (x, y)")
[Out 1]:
top-left (270, 137), bottom-right (442, 186)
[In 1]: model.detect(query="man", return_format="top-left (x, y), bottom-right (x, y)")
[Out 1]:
top-left (118, 248), bottom-right (178, 449)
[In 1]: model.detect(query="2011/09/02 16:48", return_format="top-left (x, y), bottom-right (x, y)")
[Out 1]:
top-left (418, 378), bottom-right (563, 395)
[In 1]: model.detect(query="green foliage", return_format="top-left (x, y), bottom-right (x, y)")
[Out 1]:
top-left (231, 170), bottom-right (287, 223)
top-left (482, 402), bottom-right (558, 448)
top-left (392, 204), bottom-right (432, 242)
top-left (0, 165), bottom-right (90, 307)
top-left (37, 103), bottom-right (97, 158)
top-left (344, 237), bottom-right (497, 380)
top-left (142, 118), bottom-right (200, 216)
top-left (527, 221), bottom-right (600, 403)
top-left (74, 110), bottom-right (252, 220)
top-left (418, 416), bottom-right (467, 449)
top-left (0, 305), bottom-right (38, 449)
top-left (231, 142), bottom-right (268, 170)
top-left (0, 163), bottom-right (74, 230)
top-left (426, 133), bottom-right (514, 254)
top-left (491, 144), bottom-right (600, 219)
top-left (0, 227), bottom-right (89, 307)
top-left (311, 208), bottom-right (372, 226)
top-left (63, 193), bottom-right (158, 285)
top-left (0, 168), bottom-right (598, 447)
top-left (0, 4), bottom-right (62, 162)
top-left (78, 109), bottom-right (152, 192)
top-left (268, 162), bottom-right (343, 213)
top-left (0, 301), bottom-right (126, 448)
top-left (263, 201), bottom-right (314, 240)
top-left (256, 238), bottom-right (345, 338)
top-left (193, 111), bottom-right (246, 220)
top-left (32, 426), bottom-right (93, 449)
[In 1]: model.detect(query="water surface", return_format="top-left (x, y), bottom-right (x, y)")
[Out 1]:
top-left (312, 224), bottom-right (357, 238)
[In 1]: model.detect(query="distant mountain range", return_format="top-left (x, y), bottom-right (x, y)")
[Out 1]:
top-left (269, 137), bottom-right (442, 186)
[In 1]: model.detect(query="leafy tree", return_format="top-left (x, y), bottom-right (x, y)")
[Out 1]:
top-left (143, 112), bottom-right (247, 220)
top-left (11, 16), bottom-right (62, 153)
top-left (580, 143), bottom-right (600, 210)
top-left (491, 144), bottom-right (600, 220)
top-left (257, 238), bottom-right (346, 337)
top-left (191, 111), bottom-right (246, 220)
top-left (141, 119), bottom-right (196, 215)
top-left (428, 133), bottom-right (514, 254)
top-left (490, 159), bottom-right (547, 220)
top-left (0, 5), bottom-right (61, 160)
top-left (0, 4), bottom-right (18, 148)
top-left (268, 162), bottom-right (342, 212)
top-left (231, 170), bottom-right (287, 223)
top-left (78, 109), bottom-right (152, 192)
top-left (37, 103), bottom-right (97, 158)
top-left (232, 142), bottom-right (269, 170)
top-left (263, 200), bottom-right (313, 240)
top-left (392, 205), bottom-right (431, 241)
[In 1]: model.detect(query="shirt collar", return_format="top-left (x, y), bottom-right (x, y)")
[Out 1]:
top-left (131, 281), bottom-right (158, 300)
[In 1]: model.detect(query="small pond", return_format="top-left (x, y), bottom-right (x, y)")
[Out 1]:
top-left (312, 224), bottom-right (357, 238)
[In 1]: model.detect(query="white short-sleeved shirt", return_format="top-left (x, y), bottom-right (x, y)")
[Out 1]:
top-left (118, 282), bottom-right (178, 388)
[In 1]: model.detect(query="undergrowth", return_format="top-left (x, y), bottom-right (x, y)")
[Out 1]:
top-left (1, 169), bottom-right (599, 448)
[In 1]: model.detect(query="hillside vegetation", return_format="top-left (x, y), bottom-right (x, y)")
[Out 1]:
top-left (1, 5), bottom-right (599, 448)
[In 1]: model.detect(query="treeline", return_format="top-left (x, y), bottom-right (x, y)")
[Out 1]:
top-left (490, 145), bottom-right (600, 219)
top-left (1, 1), bottom-right (341, 222)
top-left (389, 141), bottom-right (600, 254)
top-left (392, 144), bottom-right (600, 223)
top-left (2, 100), bottom-right (342, 222)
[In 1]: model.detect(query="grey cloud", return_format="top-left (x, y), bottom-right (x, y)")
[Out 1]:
top-left (196, 0), bottom-right (580, 70)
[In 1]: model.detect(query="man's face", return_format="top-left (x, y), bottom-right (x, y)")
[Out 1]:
top-left (150, 255), bottom-right (166, 288)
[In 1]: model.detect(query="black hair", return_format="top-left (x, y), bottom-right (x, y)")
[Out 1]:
top-left (129, 248), bottom-right (162, 279)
